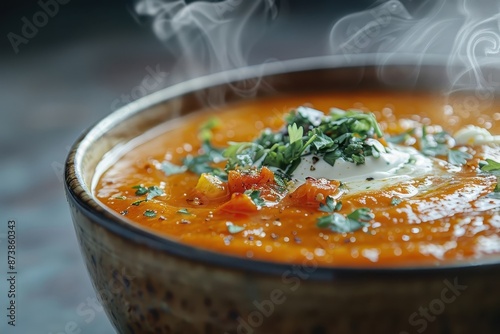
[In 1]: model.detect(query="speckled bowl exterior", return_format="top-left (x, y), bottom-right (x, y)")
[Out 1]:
top-left (65, 56), bottom-right (500, 334)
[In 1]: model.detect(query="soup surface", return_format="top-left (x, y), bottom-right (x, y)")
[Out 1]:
top-left (96, 92), bottom-right (500, 267)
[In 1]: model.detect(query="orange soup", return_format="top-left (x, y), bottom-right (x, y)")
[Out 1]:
top-left (95, 92), bottom-right (500, 267)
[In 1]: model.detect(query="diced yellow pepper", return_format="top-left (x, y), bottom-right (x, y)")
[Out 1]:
top-left (195, 173), bottom-right (229, 200)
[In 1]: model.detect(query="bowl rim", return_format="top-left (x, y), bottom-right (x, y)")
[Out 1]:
top-left (65, 54), bottom-right (500, 279)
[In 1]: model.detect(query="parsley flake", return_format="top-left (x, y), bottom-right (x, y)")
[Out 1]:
top-left (113, 195), bottom-right (127, 200)
top-left (480, 159), bottom-right (500, 192)
top-left (183, 121), bottom-right (227, 177)
top-left (288, 123), bottom-right (303, 144)
top-left (161, 161), bottom-right (187, 176)
top-left (143, 210), bottom-right (157, 218)
top-left (480, 159), bottom-right (500, 172)
top-left (183, 141), bottom-right (227, 179)
top-left (244, 190), bottom-right (266, 209)
top-left (419, 127), bottom-right (473, 166)
top-left (390, 196), bottom-right (403, 206)
top-left (317, 208), bottom-right (374, 233)
top-left (133, 185), bottom-right (148, 196)
top-left (199, 117), bottom-right (220, 142)
top-left (273, 172), bottom-right (289, 191)
top-left (448, 149), bottom-right (473, 166)
top-left (420, 127), bottom-right (450, 157)
top-left (177, 208), bottom-right (190, 215)
top-left (146, 186), bottom-right (164, 201)
top-left (386, 129), bottom-right (415, 144)
top-left (132, 185), bottom-right (165, 199)
top-left (227, 224), bottom-right (245, 234)
top-left (130, 185), bottom-right (165, 206)
top-left (319, 196), bottom-right (341, 213)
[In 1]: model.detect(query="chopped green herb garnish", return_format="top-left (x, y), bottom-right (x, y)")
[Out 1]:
top-left (288, 123), bottom-right (303, 144)
top-left (244, 190), bottom-right (266, 208)
top-left (310, 130), bottom-right (334, 151)
top-left (227, 224), bottom-right (245, 234)
top-left (143, 210), bottom-right (157, 218)
top-left (420, 127), bottom-right (472, 166)
top-left (222, 107), bottom-right (386, 176)
top-left (130, 185), bottom-right (165, 205)
top-left (480, 159), bottom-right (500, 192)
top-left (386, 129), bottom-right (415, 144)
top-left (331, 108), bottom-right (383, 136)
top-left (317, 208), bottom-right (374, 233)
top-left (223, 142), bottom-right (262, 171)
top-left (348, 208), bottom-right (374, 223)
top-left (319, 196), bottom-right (339, 213)
top-left (183, 140), bottom-right (227, 179)
top-left (133, 185), bottom-right (149, 196)
top-left (273, 172), bottom-right (289, 191)
top-left (420, 127), bottom-right (450, 157)
top-left (199, 117), bottom-right (220, 142)
top-left (179, 118), bottom-right (228, 179)
top-left (146, 186), bottom-right (164, 201)
top-left (132, 185), bottom-right (165, 199)
top-left (448, 149), bottom-right (473, 166)
top-left (161, 161), bottom-right (187, 176)
top-left (113, 195), bottom-right (127, 200)
top-left (177, 208), bottom-right (190, 215)
top-left (480, 159), bottom-right (500, 172)
top-left (391, 196), bottom-right (403, 206)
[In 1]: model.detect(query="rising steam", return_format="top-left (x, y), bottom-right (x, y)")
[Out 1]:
top-left (135, 0), bottom-right (278, 104)
top-left (135, 0), bottom-right (500, 124)
top-left (330, 0), bottom-right (500, 123)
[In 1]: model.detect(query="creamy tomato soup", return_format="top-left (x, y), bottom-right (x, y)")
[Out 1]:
top-left (95, 92), bottom-right (500, 267)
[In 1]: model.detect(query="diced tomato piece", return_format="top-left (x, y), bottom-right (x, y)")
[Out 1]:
top-left (218, 193), bottom-right (258, 215)
top-left (288, 177), bottom-right (341, 206)
top-left (228, 167), bottom-right (275, 194)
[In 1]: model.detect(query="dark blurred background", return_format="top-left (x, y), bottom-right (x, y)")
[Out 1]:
top-left (0, 0), bottom-right (374, 333)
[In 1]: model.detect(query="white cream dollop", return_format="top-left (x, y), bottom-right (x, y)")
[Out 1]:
top-left (293, 147), bottom-right (410, 182)
top-left (291, 142), bottom-right (435, 193)
top-left (454, 125), bottom-right (500, 145)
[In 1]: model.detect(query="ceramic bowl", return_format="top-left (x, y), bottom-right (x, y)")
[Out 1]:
top-left (65, 55), bottom-right (500, 334)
